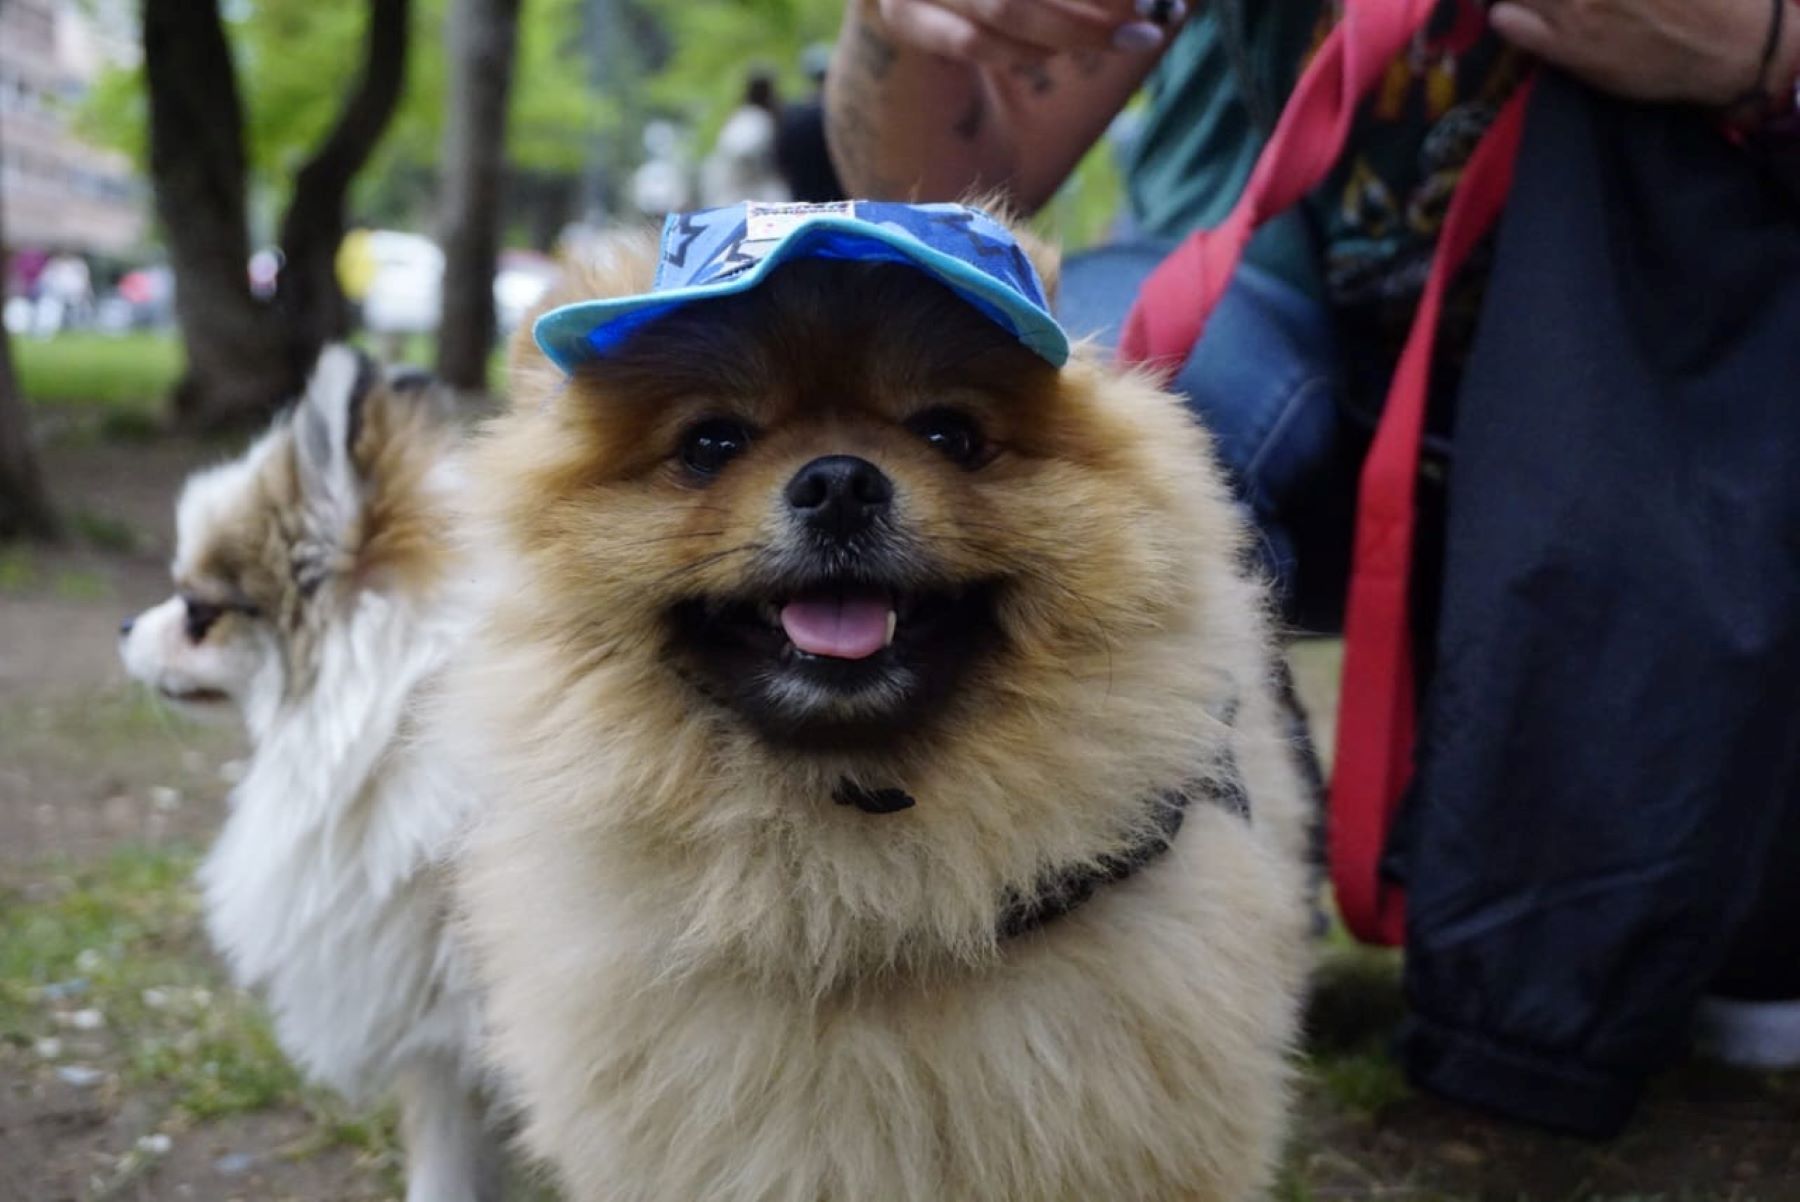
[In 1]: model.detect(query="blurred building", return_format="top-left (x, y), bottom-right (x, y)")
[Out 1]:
top-left (0, 0), bottom-right (144, 258)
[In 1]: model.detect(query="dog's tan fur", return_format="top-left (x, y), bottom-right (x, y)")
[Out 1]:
top-left (446, 221), bottom-right (1311, 1201)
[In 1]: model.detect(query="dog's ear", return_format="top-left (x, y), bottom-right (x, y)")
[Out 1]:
top-left (293, 346), bottom-right (458, 589)
top-left (293, 344), bottom-right (377, 540)
top-left (506, 229), bottom-right (661, 410)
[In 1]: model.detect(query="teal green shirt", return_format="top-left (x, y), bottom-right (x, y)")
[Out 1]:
top-left (1122, 0), bottom-right (1525, 365)
top-left (1123, 0), bottom-right (1324, 295)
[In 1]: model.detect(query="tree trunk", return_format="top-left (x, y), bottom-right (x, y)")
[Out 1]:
top-left (0, 333), bottom-right (51, 541)
top-left (143, 0), bottom-right (410, 431)
top-left (435, 0), bottom-right (521, 392)
top-left (143, 0), bottom-right (293, 432)
top-left (518, 171), bottom-right (579, 253)
top-left (0, 124), bottom-right (56, 541)
top-left (274, 0), bottom-right (412, 381)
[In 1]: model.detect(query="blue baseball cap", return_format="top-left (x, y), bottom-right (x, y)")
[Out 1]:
top-left (534, 201), bottom-right (1069, 371)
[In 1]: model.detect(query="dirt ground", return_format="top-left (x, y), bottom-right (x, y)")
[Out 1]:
top-left (2, 430), bottom-right (1797, 1201)
top-left (0, 434), bottom-right (405, 1201)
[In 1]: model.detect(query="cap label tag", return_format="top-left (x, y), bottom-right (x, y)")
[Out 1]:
top-left (746, 200), bottom-right (857, 241)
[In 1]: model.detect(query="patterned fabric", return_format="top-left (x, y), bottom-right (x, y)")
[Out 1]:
top-left (1304, 0), bottom-right (1528, 394)
top-left (1126, 0), bottom-right (1526, 396)
top-left (534, 200), bottom-right (1069, 372)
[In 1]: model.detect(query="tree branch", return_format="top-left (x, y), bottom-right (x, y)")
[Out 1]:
top-left (275, 0), bottom-right (412, 366)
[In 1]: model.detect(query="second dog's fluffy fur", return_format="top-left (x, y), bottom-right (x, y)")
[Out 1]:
top-left (120, 351), bottom-right (498, 1201)
top-left (446, 223), bottom-right (1312, 1200)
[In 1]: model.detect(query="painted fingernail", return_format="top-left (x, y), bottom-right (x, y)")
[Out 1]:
top-left (1112, 21), bottom-right (1164, 50)
top-left (1134, 0), bottom-right (1185, 23)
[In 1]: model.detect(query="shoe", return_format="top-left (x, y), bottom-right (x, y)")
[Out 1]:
top-left (1695, 995), bottom-right (1800, 1071)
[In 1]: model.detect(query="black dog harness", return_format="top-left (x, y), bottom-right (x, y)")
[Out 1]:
top-left (832, 732), bottom-right (1252, 943)
top-left (996, 769), bottom-right (1250, 940)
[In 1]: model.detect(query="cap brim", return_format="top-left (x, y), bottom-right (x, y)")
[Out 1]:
top-left (534, 217), bottom-right (1069, 372)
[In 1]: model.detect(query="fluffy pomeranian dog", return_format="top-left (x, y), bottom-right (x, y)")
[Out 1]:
top-left (119, 347), bottom-right (499, 1202)
top-left (447, 209), bottom-right (1312, 1201)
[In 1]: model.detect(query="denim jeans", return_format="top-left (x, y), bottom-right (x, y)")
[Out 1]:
top-left (1057, 242), bottom-right (1347, 623)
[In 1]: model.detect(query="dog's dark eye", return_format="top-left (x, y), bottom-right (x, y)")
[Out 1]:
top-left (183, 599), bottom-right (225, 643)
top-left (906, 408), bottom-right (987, 468)
top-left (679, 418), bottom-right (755, 477)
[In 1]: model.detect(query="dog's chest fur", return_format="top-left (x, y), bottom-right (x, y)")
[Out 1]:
top-left (475, 788), bottom-right (1306, 1202)
top-left (199, 591), bottom-right (483, 1099)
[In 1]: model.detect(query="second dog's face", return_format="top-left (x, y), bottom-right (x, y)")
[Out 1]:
top-left (487, 252), bottom-right (1209, 757)
top-left (120, 350), bottom-right (454, 734)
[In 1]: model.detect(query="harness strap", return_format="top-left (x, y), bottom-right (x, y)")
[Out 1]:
top-left (997, 765), bottom-right (1249, 940)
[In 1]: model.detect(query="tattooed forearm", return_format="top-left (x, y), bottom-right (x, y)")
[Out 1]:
top-left (1072, 49), bottom-right (1107, 78)
top-left (826, 19), bottom-right (905, 195)
top-left (1009, 60), bottom-right (1057, 96)
top-left (825, 0), bottom-right (1152, 208)
top-left (854, 19), bottom-right (897, 77)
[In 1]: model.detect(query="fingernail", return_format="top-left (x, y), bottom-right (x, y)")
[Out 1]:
top-left (1133, 0), bottom-right (1185, 23)
top-left (1112, 21), bottom-right (1164, 50)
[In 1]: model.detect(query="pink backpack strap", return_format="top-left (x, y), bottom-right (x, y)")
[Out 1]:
top-left (1330, 79), bottom-right (1534, 946)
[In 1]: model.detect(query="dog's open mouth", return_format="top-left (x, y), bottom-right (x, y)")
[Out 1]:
top-left (669, 577), bottom-right (998, 747)
top-left (777, 587), bottom-right (896, 661)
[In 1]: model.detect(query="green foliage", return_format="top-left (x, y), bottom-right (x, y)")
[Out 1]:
top-left (1036, 138), bottom-right (1126, 253)
top-left (510, 0), bottom-right (624, 171)
top-left (640, 0), bottom-right (841, 142)
top-left (72, 62), bottom-right (148, 172)
top-left (76, 0), bottom-right (610, 232)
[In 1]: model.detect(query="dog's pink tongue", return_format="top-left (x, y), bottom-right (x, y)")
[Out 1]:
top-left (780, 591), bottom-right (891, 660)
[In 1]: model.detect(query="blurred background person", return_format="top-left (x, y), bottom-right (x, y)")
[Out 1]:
top-left (699, 68), bottom-right (791, 206)
top-left (775, 43), bottom-right (849, 202)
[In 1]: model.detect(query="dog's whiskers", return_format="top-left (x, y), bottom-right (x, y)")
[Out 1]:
top-left (651, 541), bottom-right (769, 588)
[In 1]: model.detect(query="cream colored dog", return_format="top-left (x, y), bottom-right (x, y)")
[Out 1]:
top-left (445, 218), bottom-right (1311, 1201)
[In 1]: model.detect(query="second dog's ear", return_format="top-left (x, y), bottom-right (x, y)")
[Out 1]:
top-left (294, 344), bottom-right (377, 539)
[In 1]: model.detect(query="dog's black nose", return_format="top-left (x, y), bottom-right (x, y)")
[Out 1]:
top-left (785, 456), bottom-right (892, 538)
top-left (118, 616), bottom-right (135, 638)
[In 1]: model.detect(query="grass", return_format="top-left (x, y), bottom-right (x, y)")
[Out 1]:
top-left (0, 844), bottom-right (410, 1197)
top-left (0, 690), bottom-right (233, 779)
top-left (52, 568), bottom-right (112, 602)
top-left (14, 332), bottom-right (184, 418)
top-left (68, 507), bottom-right (142, 554)
top-left (15, 329), bottom-right (503, 429)
top-left (0, 839), bottom-right (1777, 1201)
top-left (0, 545), bottom-right (39, 592)
top-left (1301, 935), bottom-right (1414, 1120)
top-left (0, 846), bottom-right (298, 1119)
top-left (0, 549), bottom-right (117, 602)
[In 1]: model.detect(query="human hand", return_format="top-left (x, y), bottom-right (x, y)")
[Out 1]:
top-left (1489, 0), bottom-right (1800, 108)
top-left (862, 0), bottom-right (1183, 67)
